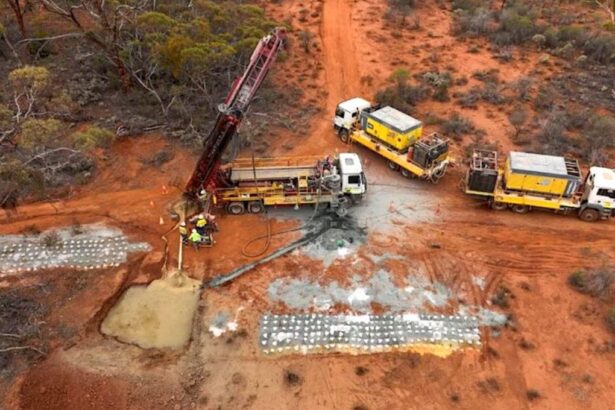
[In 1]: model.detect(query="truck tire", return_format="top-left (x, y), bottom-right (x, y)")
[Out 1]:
top-left (579, 208), bottom-right (600, 222)
top-left (335, 206), bottom-right (349, 217)
top-left (338, 129), bottom-right (349, 143)
top-left (511, 204), bottom-right (529, 214)
top-left (226, 202), bottom-right (245, 215)
top-left (388, 161), bottom-right (399, 171)
top-left (400, 168), bottom-right (414, 178)
top-left (490, 201), bottom-right (508, 211)
top-left (248, 201), bottom-right (264, 214)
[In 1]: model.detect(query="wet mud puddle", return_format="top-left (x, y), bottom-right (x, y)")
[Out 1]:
top-left (101, 274), bottom-right (201, 349)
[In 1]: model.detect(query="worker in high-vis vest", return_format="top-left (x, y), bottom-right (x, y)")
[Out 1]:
top-left (178, 222), bottom-right (188, 244)
top-left (195, 214), bottom-right (207, 235)
top-left (188, 228), bottom-right (202, 248)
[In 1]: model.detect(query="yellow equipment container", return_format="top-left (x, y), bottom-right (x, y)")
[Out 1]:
top-left (360, 106), bottom-right (422, 152)
top-left (504, 152), bottom-right (582, 197)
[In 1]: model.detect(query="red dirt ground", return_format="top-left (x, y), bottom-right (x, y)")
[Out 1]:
top-left (2, 1), bottom-right (615, 409)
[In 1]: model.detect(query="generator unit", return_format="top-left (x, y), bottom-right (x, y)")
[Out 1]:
top-left (359, 106), bottom-right (423, 152)
top-left (504, 152), bottom-right (582, 197)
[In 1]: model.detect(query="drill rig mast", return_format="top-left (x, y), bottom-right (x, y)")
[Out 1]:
top-left (185, 27), bottom-right (286, 200)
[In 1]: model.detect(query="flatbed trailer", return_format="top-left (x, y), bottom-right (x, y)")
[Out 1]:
top-left (465, 150), bottom-right (615, 222)
top-left (346, 130), bottom-right (450, 182)
top-left (333, 98), bottom-right (450, 183)
top-left (214, 154), bottom-right (367, 216)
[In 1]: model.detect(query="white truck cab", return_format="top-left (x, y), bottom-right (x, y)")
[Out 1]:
top-left (334, 97), bottom-right (372, 131)
top-left (338, 152), bottom-right (367, 198)
top-left (583, 167), bottom-right (615, 218)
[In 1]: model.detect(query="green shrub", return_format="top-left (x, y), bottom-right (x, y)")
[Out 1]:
top-left (17, 118), bottom-right (63, 151)
top-left (70, 126), bottom-right (115, 150)
top-left (498, 10), bottom-right (539, 45)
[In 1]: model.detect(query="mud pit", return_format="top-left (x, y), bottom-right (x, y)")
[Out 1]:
top-left (101, 274), bottom-right (201, 349)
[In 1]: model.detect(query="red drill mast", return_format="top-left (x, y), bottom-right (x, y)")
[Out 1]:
top-left (185, 27), bottom-right (286, 199)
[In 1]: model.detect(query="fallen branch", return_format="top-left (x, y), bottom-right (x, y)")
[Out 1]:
top-left (0, 332), bottom-right (22, 338)
top-left (0, 345), bottom-right (46, 355)
top-left (23, 147), bottom-right (81, 166)
top-left (17, 32), bottom-right (84, 45)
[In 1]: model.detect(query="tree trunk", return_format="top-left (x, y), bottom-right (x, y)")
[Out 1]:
top-left (113, 52), bottom-right (131, 93)
top-left (7, 0), bottom-right (27, 37)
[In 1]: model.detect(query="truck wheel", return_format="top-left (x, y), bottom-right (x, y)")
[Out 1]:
top-left (338, 129), bottom-right (349, 143)
top-left (248, 201), bottom-right (264, 214)
top-left (579, 208), bottom-right (599, 222)
top-left (511, 204), bottom-right (529, 214)
top-left (388, 161), bottom-right (399, 171)
top-left (226, 202), bottom-right (245, 215)
top-left (490, 201), bottom-right (508, 211)
top-left (400, 168), bottom-right (414, 178)
top-left (335, 206), bottom-right (349, 217)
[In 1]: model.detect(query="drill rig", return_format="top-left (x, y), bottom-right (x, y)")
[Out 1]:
top-left (184, 27), bottom-right (287, 207)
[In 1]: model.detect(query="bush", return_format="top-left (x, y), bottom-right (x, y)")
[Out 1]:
top-left (421, 71), bottom-right (453, 102)
top-left (440, 112), bottom-right (475, 139)
top-left (453, 8), bottom-right (494, 37)
top-left (533, 85), bottom-right (556, 111)
top-left (17, 118), bottom-right (63, 152)
top-left (583, 115), bottom-right (615, 165)
top-left (472, 69), bottom-right (499, 83)
top-left (0, 159), bottom-right (42, 208)
top-left (385, 0), bottom-right (415, 23)
top-left (508, 105), bottom-right (528, 137)
top-left (537, 113), bottom-right (570, 155)
top-left (582, 34), bottom-right (615, 65)
top-left (568, 269), bottom-right (615, 299)
top-left (70, 126), bottom-right (115, 150)
top-left (511, 76), bottom-right (533, 101)
top-left (497, 9), bottom-right (539, 45)
top-left (375, 69), bottom-right (429, 113)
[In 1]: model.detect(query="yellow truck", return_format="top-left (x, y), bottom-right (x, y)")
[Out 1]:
top-left (333, 97), bottom-right (450, 183)
top-left (213, 153), bottom-right (367, 217)
top-left (465, 150), bottom-right (615, 222)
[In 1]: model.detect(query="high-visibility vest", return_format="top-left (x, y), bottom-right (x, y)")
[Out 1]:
top-left (179, 226), bottom-right (188, 236)
top-left (196, 218), bottom-right (207, 228)
top-left (189, 232), bottom-right (202, 242)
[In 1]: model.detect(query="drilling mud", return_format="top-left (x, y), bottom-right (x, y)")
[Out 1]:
top-left (100, 274), bottom-right (201, 349)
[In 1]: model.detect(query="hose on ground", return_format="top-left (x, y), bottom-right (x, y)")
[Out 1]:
top-left (240, 187), bottom-right (324, 258)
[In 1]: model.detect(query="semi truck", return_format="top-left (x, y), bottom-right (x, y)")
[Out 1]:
top-left (333, 97), bottom-right (450, 183)
top-left (213, 153), bottom-right (367, 217)
top-left (465, 149), bottom-right (615, 222)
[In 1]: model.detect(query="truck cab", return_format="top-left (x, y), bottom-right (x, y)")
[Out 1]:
top-left (338, 153), bottom-right (367, 199)
top-left (334, 97), bottom-right (372, 132)
top-left (581, 167), bottom-right (615, 220)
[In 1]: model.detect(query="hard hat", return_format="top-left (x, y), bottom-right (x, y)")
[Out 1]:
top-left (192, 228), bottom-right (197, 233)
top-left (200, 189), bottom-right (206, 195)
top-left (180, 222), bottom-right (186, 226)
top-left (198, 214), bottom-right (205, 219)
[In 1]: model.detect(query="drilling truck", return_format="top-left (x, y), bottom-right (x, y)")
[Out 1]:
top-left (333, 97), bottom-right (450, 183)
top-left (465, 149), bottom-right (615, 222)
top-left (213, 153), bottom-right (366, 217)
